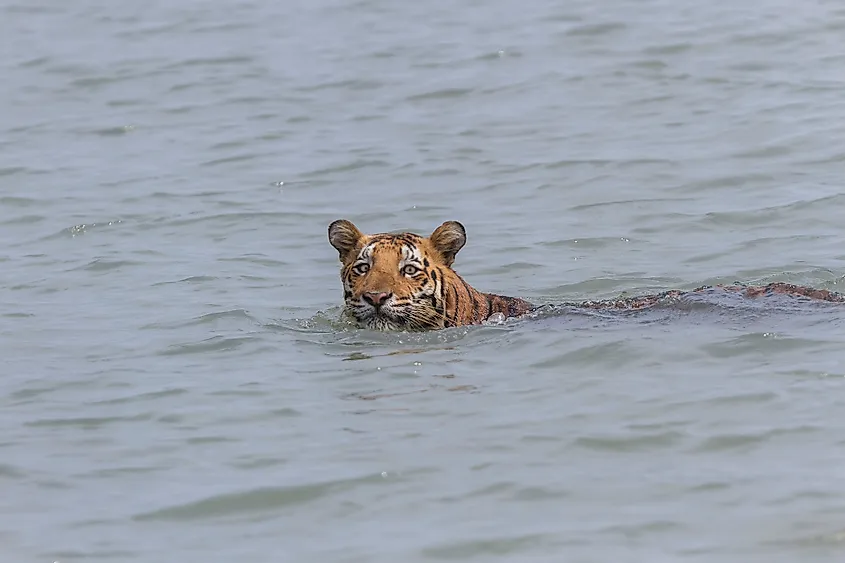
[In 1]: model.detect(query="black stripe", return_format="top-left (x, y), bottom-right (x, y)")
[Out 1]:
top-left (467, 279), bottom-right (480, 322)
top-left (485, 295), bottom-right (494, 318)
top-left (393, 234), bottom-right (419, 246)
top-left (450, 278), bottom-right (460, 325)
top-left (434, 267), bottom-right (449, 325)
top-left (432, 268), bottom-right (446, 322)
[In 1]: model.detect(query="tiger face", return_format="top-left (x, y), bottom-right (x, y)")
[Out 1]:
top-left (328, 219), bottom-right (467, 331)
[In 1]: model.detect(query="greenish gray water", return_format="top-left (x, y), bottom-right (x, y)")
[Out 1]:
top-left (3, 0), bottom-right (845, 561)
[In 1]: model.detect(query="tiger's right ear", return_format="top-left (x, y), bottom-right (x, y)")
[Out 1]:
top-left (328, 219), bottom-right (364, 261)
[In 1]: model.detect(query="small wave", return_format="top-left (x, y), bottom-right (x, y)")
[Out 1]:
top-left (158, 335), bottom-right (259, 356)
top-left (133, 473), bottom-right (387, 522)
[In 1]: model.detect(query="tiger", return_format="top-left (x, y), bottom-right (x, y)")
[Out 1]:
top-left (328, 219), bottom-right (533, 330)
top-left (328, 219), bottom-right (845, 331)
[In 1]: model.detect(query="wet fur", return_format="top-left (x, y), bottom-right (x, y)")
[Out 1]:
top-left (329, 220), bottom-right (845, 332)
top-left (328, 220), bottom-right (532, 330)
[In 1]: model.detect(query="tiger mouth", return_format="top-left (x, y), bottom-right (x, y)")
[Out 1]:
top-left (356, 311), bottom-right (404, 331)
top-left (348, 302), bottom-right (400, 324)
top-left (367, 309), bottom-right (406, 325)
top-left (348, 303), bottom-right (430, 331)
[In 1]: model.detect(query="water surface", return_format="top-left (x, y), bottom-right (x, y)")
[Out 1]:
top-left (3, 0), bottom-right (845, 561)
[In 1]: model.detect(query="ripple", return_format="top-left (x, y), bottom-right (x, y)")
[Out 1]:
top-left (16, 55), bottom-right (50, 68)
top-left (778, 528), bottom-right (845, 546)
top-left (47, 550), bottom-right (137, 561)
top-left (565, 22), bottom-right (626, 36)
top-left (151, 275), bottom-right (218, 287)
top-left (661, 391), bottom-right (779, 411)
top-left (144, 309), bottom-right (257, 331)
top-left (643, 43), bottom-right (694, 56)
top-left (164, 55), bottom-right (254, 69)
top-left (1, 214), bottom-right (44, 226)
top-left (406, 88), bottom-right (474, 101)
top-left (159, 335), bottom-right (259, 356)
top-left (79, 465), bottom-right (164, 479)
top-left (90, 125), bottom-right (136, 136)
top-left (2, 312), bottom-right (35, 319)
top-left (512, 486), bottom-right (569, 502)
top-left (0, 464), bottom-right (25, 479)
top-left (25, 413), bottom-right (152, 429)
top-left (200, 153), bottom-right (263, 167)
top-left (44, 220), bottom-right (124, 239)
top-left (148, 211), bottom-right (316, 229)
top-left (230, 457), bottom-right (288, 470)
top-left (687, 481), bottom-right (732, 493)
top-left (298, 79), bottom-right (384, 92)
top-left (574, 431), bottom-right (686, 452)
top-left (301, 159), bottom-right (390, 177)
top-left (133, 473), bottom-right (386, 521)
top-left (702, 334), bottom-right (828, 358)
top-left (600, 520), bottom-right (684, 538)
top-left (90, 388), bottom-right (189, 405)
top-left (73, 258), bottom-right (143, 272)
top-left (185, 435), bottom-right (239, 445)
top-left (529, 341), bottom-right (642, 369)
top-left (0, 168), bottom-right (29, 178)
top-left (692, 426), bottom-right (819, 453)
top-left (421, 533), bottom-right (552, 559)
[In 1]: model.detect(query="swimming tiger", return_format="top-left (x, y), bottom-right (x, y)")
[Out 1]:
top-left (328, 219), bottom-right (533, 330)
top-left (328, 219), bottom-right (845, 331)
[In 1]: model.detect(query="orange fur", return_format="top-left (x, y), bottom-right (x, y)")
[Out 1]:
top-left (328, 220), bottom-right (532, 331)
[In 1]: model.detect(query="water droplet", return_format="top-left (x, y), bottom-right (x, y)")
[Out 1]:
top-left (485, 312), bottom-right (506, 325)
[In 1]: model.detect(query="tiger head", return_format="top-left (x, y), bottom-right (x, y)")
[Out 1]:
top-left (328, 219), bottom-right (467, 331)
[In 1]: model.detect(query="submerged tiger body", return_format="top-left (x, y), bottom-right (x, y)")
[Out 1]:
top-left (328, 220), bottom-right (845, 331)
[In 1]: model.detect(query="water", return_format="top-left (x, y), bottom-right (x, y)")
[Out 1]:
top-left (3, 0), bottom-right (845, 560)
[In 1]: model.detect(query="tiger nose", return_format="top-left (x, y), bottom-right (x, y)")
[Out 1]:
top-left (362, 291), bottom-right (392, 308)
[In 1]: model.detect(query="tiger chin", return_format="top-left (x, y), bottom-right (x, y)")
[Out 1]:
top-left (328, 219), bottom-right (534, 331)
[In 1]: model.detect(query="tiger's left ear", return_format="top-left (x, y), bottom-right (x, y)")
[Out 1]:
top-left (328, 219), bottom-right (364, 261)
top-left (429, 221), bottom-right (466, 266)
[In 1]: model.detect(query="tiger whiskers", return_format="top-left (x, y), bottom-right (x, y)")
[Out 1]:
top-left (402, 307), bottom-right (449, 331)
